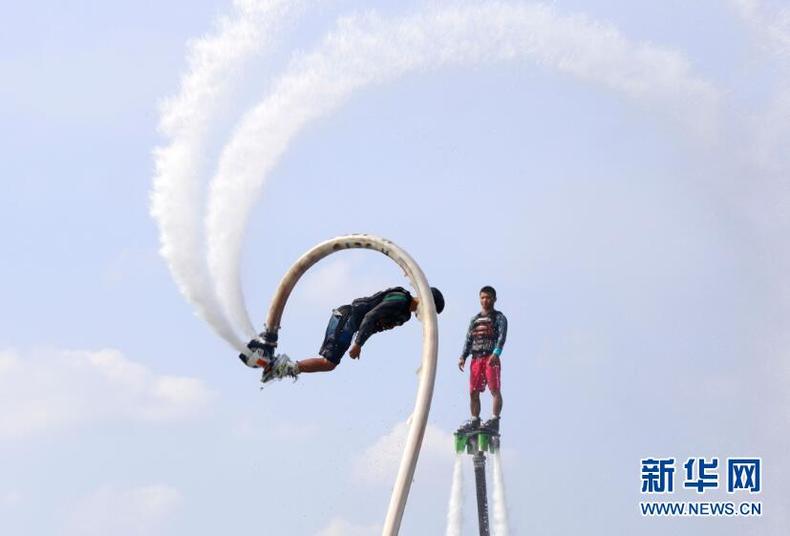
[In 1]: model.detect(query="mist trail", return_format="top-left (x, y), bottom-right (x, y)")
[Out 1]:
top-left (445, 454), bottom-right (464, 536)
top-left (491, 451), bottom-right (510, 536)
top-left (151, 0), bottom-right (302, 348)
top-left (153, 1), bottom-right (720, 354)
top-left (205, 2), bottom-right (721, 332)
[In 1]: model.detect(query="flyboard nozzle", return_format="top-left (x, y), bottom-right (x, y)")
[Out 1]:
top-left (454, 429), bottom-right (501, 456)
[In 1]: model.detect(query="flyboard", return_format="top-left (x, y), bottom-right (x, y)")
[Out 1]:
top-left (454, 422), bottom-right (501, 536)
top-left (454, 422), bottom-right (501, 455)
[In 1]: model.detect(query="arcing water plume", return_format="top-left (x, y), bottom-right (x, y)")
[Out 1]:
top-left (491, 451), bottom-right (510, 536)
top-left (151, 0), bottom-right (303, 349)
top-left (445, 454), bottom-right (464, 536)
top-left (205, 2), bottom-right (721, 325)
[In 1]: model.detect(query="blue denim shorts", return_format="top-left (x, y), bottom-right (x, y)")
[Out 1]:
top-left (319, 306), bottom-right (356, 364)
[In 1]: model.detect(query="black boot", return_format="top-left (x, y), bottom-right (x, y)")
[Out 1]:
top-left (457, 417), bottom-right (481, 434)
top-left (482, 416), bottom-right (500, 433)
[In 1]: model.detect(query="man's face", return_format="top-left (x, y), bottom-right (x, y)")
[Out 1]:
top-left (479, 291), bottom-right (495, 312)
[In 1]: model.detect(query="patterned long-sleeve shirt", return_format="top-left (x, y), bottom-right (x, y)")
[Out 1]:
top-left (460, 310), bottom-right (508, 358)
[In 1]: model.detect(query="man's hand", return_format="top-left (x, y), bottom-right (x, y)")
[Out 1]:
top-left (488, 354), bottom-right (501, 367)
top-left (349, 343), bottom-right (362, 359)
top-left (458, 357), bottom-right (466, 371)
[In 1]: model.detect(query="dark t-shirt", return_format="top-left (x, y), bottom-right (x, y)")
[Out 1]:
top-left (346, 287), bottom-right (413, 346)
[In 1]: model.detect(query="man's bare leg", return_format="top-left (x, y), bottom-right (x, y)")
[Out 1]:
top-left (470, 391), bottom-right (481, 418)
top-left (491, 389), bottom-right (503, 418)
top-left (296, 357), bottom-right (336, 373)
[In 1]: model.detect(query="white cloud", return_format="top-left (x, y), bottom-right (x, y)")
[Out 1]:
top-left (0, 490), bottom-right (21, 509)
top-left (315, 517), bottom-right (380, 536)
top-left (730, 0), bottom-right (790, 56)
top-left (728, 0), bottom-right (790, 170)
top-left (293, 257), bottom-right (398, 310)
top-left (0, 348), bottom-right (216, 440)
top-left (65, 484), bottom-right (182, 536)
top-left (353, 417), bottom-right (454, 486)
top-left (296, 259), bottom-right (364, 307)
top-left (728, 3), bottom-right (790, 317)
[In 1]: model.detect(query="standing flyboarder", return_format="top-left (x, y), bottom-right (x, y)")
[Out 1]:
top-left (457, 285), bottom-right (507, 433)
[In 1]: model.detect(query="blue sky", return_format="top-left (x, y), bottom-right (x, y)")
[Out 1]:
top-left (1, 1), bottom-right (789, 534)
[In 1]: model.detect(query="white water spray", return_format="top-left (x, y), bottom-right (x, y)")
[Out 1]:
top-left (153, 1), bottom-right (720, 354)
top-left (491, 451), bottom-right (510, 536)
top-left (151, 0), bottom-right (302, 348)
top-left (205, 2), bottom-right (721, 330)
top-left (445, 454), bottom-right (464, 536)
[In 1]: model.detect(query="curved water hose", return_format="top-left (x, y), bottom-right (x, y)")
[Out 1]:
top-left (261, 234), bottom-right (438, 535)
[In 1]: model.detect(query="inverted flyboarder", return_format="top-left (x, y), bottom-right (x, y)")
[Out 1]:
top-left (457, 285), bottom-right (507, 433)
top-left (240, 286), bottom-right (445, 384)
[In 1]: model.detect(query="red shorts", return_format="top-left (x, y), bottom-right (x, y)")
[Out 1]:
top-left (470, 355), bottom-right (501, 393)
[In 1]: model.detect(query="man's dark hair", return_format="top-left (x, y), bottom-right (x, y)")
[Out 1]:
top-left (479, 285), bottom-right (497, 299)
top-left (430, 287), bottom-right (445, 314)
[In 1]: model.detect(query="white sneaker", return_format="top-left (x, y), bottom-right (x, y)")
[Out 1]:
top-left (260, 354), bottom-right (299, 385)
